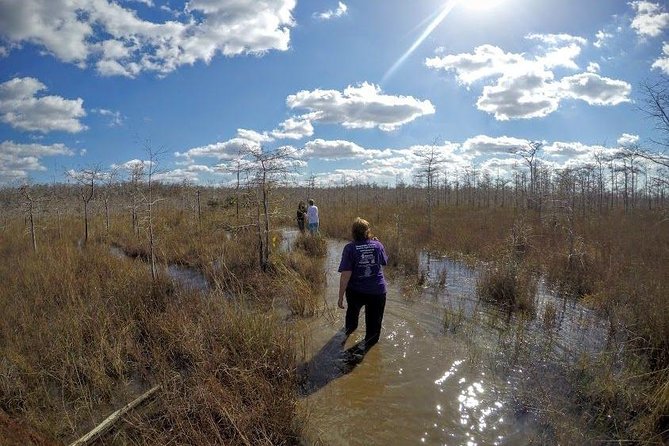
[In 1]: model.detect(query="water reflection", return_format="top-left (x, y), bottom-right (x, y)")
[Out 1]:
top-left (418, 252), bottom-right (609, 357)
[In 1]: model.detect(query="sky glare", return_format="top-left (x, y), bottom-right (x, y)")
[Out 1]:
top-left (0, 0), bottom-right (668, 185)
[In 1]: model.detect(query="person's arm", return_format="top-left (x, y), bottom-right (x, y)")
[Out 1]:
top-left (338, 270), bottom-right (352, 309)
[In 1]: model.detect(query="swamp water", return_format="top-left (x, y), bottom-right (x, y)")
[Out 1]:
top-left (286, 230), bottom-right (610, 445)
top-left (109, 233), bottom-right (611, 444)
top-left (109, 245), bottom-right (210, 293)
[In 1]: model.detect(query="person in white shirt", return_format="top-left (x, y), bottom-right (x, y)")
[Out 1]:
top-left (306, 199), bottom-right (319, 234)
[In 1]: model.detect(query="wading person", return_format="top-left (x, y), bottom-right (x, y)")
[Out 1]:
top-left (337, 217), bottom-right (388, 350)
top-left (306, 199), bottom-right (319, 234)
top-left (296, 201), bottom-right (306, 232)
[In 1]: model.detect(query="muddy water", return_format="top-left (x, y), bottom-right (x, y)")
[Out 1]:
top-left (293, 234), bottom-right (608, 445)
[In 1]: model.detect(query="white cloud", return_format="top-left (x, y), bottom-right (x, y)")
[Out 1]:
top-left (425, 44), bottom-right (528, 85)
top-left (301, 138), bottom-right (389, 160)
top-left (558, 73), bottom-right (631, 106)
top-left (543, 141), bottom-right (604, 156)
top-left (176, 137), bottom-right (260, 162)
top-left (630, 1), bottom-right (669, 38)
top-left (461, 135), bottom-right (530, 155)
top-left (311, 141), bottom-right (472, 185)
top-left (586, 62), bottom-right (600, 73)
top-left (185, 164), bottom-right (216, 173)
top-left (313, 167), bottom-right (407, 187)
top-left (112, 158), bottom-right (153, 171)
top-left (525, 33), bottom-right (588, 47)
top-left (594, 30), bottom-right (613, 48)
top-left (426, 34), bottom-right (587, 87)
top-left (0, 140), bottom-right (74, 181)
top-left (126, 0), bottom-right (154, 6)
top-left (271, 114), bottom-right (316, 140)
top-left (426, 36), bottom-right (630, 120)
top-left (315, 2), bottom-right (348, 20)
top-left (652, 42), bottom-right (669, 74)
top-left (153, 169), bottom-right (199, 183)
top-left (476, 70), bottom-right (560, 120)
top-left (92, 108), bottom-right (124, 127)
top-left (479, 157), bottom-right (523, 173)
top-left (236, 128), bottom-right (274, 143)
top-left (617, 133), bottom-right (640, 146)
top-left (0, 0), bottom-right (297, 77)
top-left (0, 77), bottom-right (87, 133)
top-left (286, 82), bottom-right (435, 131)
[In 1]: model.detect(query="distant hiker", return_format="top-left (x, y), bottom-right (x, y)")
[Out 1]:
top-left (338, 217), bottom-right (388, 349)
top-left (306, 199), bottom-right (319, 234)
top-left (296, 201), bottom-right (306, 232)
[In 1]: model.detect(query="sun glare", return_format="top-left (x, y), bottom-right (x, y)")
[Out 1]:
top-left (382, 0), bottom-right (507, 84)
top-left (462, 0), bottom-right (506, 10)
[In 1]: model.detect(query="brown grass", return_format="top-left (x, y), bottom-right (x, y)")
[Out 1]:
top-left (292, 233), bottom-right (327, 258)
top-left (0, 208), bottom-right (306, 444)
top-left (476, 260), bottom-right (537, 314)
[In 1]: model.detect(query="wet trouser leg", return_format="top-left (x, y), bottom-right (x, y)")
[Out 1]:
top-left (345, 290), bottom-right (386, 346)
top-left (364, 293), bottom-right (386, 346)
top-left (345, 290), bottom-right (364, 335)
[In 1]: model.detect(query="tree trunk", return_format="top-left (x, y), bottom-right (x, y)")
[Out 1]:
top-left (105, 198), bottom-right (110, 232)
top-left (29, 202), bottom-right (37, 253)
top-left (84, 200), bottom-right (89, 244)
top-left (196, 189), bottom-right (202, 230)
top-left (261, 182), bottom-right (270, 271)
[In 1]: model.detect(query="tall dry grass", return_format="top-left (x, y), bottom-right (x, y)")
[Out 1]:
top-left (0, 208), bottom-right (308, 444)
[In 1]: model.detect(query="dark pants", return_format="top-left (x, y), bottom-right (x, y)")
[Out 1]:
top-left (345, 289), bottom-right (386, 347)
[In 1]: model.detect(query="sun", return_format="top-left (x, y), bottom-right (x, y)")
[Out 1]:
top-left (462, 0), bottom-right (506, 10)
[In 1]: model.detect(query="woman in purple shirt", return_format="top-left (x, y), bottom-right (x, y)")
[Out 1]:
top-left (338, 217), bottom-right (388, 349)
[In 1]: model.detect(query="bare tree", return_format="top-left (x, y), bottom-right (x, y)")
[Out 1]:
top-left (128, 162), bottom-right (145, 237)
top-left (19, 184), bottom-right (39, 253)
top-left (68, 166), bottom-right (102, 245)
top-left (513, 141), bottom-right (542, 210)
top-left (414, 143), bottom-right (444, 237)
top-left (640, 76), bottom-right (669, 148)
top-left (238, 145), bottom-right (297, 271)
top-left (141, 145), bottom-right (165, 283)
top-left (196, 187), bottom-right (202, 230)
top-left (101, 168), bottom-right (119, 233)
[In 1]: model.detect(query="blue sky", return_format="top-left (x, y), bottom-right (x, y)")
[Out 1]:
top-left (0, 0), bottom-right (667, 185)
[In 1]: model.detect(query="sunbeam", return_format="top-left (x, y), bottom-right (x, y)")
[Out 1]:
top-left (381, 0), bottom-right (461, 85)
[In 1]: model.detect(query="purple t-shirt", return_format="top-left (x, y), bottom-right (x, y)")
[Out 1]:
top-left (338, 239), bottom-right (388, 295)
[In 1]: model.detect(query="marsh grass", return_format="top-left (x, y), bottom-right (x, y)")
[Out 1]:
top-left (476, 259), bottom-right (537, 314)
top-left (292, 233), bottom-right (327, 258)
top-left (0, 207), bottom-right (308, 445)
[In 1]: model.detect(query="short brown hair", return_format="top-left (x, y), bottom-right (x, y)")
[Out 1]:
top-left (351, 217), bottom-right (371, 241)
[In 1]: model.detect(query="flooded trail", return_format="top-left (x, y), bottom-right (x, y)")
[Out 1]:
top-left (293, 234), bottom-right (608, 445)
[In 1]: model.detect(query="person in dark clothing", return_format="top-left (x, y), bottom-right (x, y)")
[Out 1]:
top-left (337, 217), bottom-right (388, 349)
top-left (296, 201), bottom-right (306, 232)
